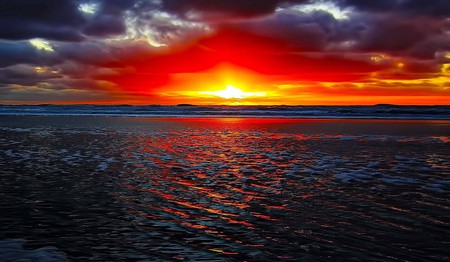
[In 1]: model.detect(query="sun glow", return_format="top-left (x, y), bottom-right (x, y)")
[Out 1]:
top-left (200, 85), bottom-right (267, 100)
top-left (214, 85), bottom-right (245, 99)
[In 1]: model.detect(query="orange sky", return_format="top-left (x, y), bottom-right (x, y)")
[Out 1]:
top-left (1, 0), bottom-right (449, 105)
top-left (92, 29), bottom-right (450, 105)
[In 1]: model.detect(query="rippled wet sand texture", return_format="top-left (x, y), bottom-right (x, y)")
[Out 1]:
top-left (1, 117), bottom-right (449, 261)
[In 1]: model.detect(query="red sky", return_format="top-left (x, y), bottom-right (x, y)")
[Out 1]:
top-left (0, 0), bottom-right (449, 105)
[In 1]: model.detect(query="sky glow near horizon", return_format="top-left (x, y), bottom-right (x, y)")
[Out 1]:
top-left (0, 0), bottom-right (449, 105)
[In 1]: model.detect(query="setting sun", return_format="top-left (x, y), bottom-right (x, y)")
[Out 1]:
top-left (215, 85), bottom-right (245, 99)
top-left (200, 85), bottom-right (266, 100)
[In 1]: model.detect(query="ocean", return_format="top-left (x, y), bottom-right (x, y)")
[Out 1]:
top-left (1, 104), bottom-right (449, 119)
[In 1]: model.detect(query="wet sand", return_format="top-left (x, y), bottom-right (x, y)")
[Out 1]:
top-left (0, 116), bottom-right (449, 261)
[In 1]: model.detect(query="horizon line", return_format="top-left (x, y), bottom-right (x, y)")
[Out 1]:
top-left (1, 103), bottom-right (449, 107)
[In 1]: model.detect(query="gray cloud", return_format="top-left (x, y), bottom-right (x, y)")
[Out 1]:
top-left (0, 41), bottom-right (61, 67)
top-left (0, 64), bottom-right (62, 86)
top-left (161, 0), bottom-right (308, 20)
top-left (339, 0), bottom-right (450, 17)
top-left (0, 0), bottom-right (86, 41)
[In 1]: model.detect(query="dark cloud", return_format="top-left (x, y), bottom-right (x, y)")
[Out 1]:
top-left (56, 41), bottom-right (157, 68)
top-left (0, 42), bottom-right (39, 67)
top-left (407, 35), bottom-right (450, 59)
top-left (0, 0), bottom-right (85, 41)
top-left (0, 0), bottom-right (84, 25)
top-left (239, 8), bottom-right (365, 52)
top-left (162, 0), bottom-right (308, 19)
top-left (338, 0), bottom-right (398, 12)
top-left (163, 0), bottom-right (279, 17)
top-left (82, 0), bottom-right (139, 37)
top-left (0, 23), bottom-right (85, 42)
top-left (0, 0), bottom-right (134, 41)
top-left (240, 1), bottom-right (449, 59)
top-left (83, 14), bottom-right (126, 37)
top-left (340, 0), bottom-right (450, 17)
top-left (0, 41), bottom-right (61, 67)
top-left (351, 13), bottom-right (449, 59)
top-left (97, 0), bottom-right (137, 10)
top-left (303, 4), bottom-right (444, 58)
top-left (58, 42), bottom-right (118, 68)
top-left (0, 65), bottom-right (61, 86)
top-left (397, 0), bottom-right (450, 17)
top-left (357, 18), bottom-right (429, 52)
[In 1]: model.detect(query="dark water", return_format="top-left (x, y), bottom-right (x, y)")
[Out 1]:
top-left (1, 104), bottom-right (449, 119)
top-left (0, 117), bottom-right (449, 261)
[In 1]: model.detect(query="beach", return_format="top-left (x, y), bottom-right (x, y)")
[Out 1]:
top-left (1, 116), bottom-right (449, 261)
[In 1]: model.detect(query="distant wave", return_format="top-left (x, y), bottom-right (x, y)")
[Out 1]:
top-left (0, 104), bottom-right (449, 119)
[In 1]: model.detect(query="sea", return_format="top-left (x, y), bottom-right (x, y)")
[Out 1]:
top-left (0, 105), bottom-right (449, 261)
top-left (0, 104), bottom-right (449, 119)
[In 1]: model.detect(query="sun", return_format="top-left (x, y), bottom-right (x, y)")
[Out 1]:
top-left (200, 85), bottom-right (267, 100)
top-left (215, 85), bottom-right (245, 99)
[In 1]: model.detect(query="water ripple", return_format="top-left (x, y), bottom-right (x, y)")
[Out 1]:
top-left (0, 118), bottom-right (449, 261)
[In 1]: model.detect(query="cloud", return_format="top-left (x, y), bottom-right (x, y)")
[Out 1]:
top-left (237, 3), bottom-right (364, 52)
top-left (339, 0), bottom-right (450, 17)
top-left (0, 65), bottom-right (61, 86)
top-left (0, 41), bottom-right (61, 67)
top-left (0, 0), bottom-right (85, 41)
top-left (82, 13), bottom-right (126, 37)
top-left (246, 1), bottom-right (449, 58)
top-left (119, 5), bottom-right (212, 48)
top-left (161, 0), bottom-right (308, 20)
top-left (401, 0), bottom-right (450, 17)
top-left (0, 0), bottom-right (138, 41)
top-left (357, 19), bottom-right (449, 64)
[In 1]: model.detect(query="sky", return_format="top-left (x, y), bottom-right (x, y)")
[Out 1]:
top-left (0, 0), bottom-right (449, 105)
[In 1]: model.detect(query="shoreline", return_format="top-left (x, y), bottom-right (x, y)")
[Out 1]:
top-left (1, 115), bottom-right (449, 138)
